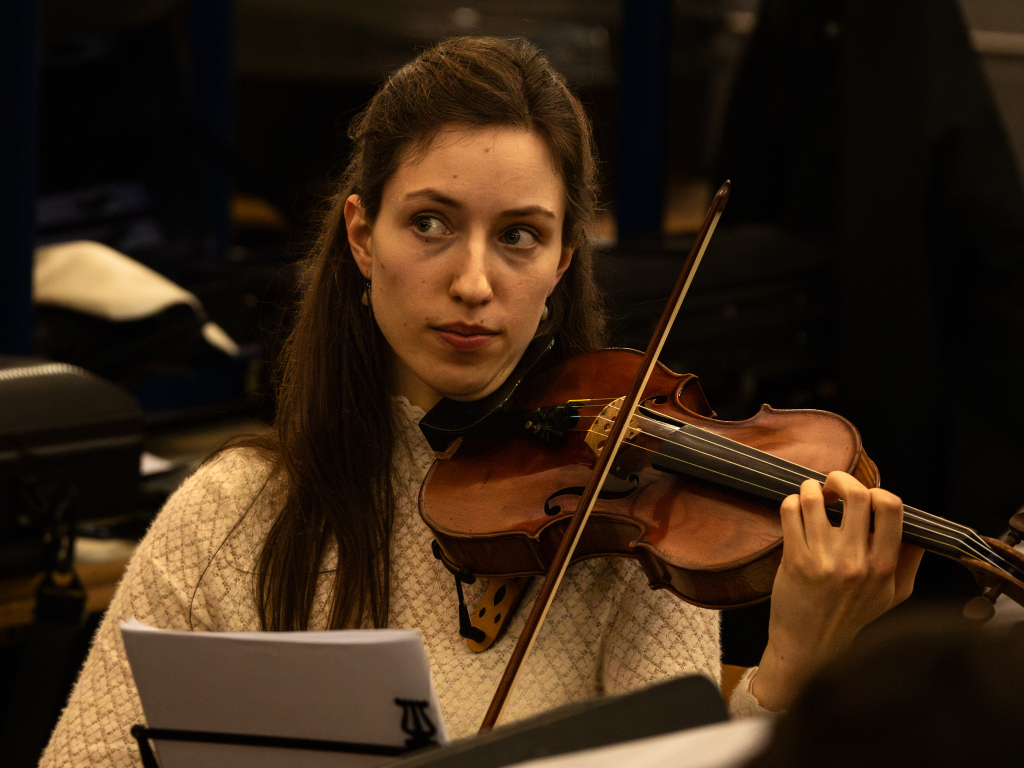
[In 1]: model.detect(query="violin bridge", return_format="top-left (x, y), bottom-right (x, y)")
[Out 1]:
top-left (585, 397), bottom-right (641, 458)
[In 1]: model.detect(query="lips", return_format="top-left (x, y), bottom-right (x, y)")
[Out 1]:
top-left (434, 323), bottom-right (498, 352)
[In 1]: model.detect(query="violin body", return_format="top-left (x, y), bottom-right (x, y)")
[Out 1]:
top-left (420, 349), bottom-right (881, 609)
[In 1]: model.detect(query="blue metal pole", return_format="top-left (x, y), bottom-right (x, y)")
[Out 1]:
top-left (616, 0), bottom-right (673, 242)
top-left (188, 0), bottom-right (236, 261)
top-left (0, 0), bottom-right (41, 355)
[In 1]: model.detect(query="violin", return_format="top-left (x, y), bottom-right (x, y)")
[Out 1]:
top-left (421, 347), bottom-right (1024, 610)
top-left (417, 181), bottom-right (1024, 730)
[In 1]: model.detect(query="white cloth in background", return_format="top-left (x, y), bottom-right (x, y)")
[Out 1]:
top-left (33, 240), bottom-right (238, 356)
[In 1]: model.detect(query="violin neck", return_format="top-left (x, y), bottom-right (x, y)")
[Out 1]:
top-left (641, 411), bottom-right (1024, 583)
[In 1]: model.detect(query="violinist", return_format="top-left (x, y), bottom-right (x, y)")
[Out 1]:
top-left (41, 36), bottom-right (923, 767)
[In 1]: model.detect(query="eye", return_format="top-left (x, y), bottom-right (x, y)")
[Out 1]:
top-left (501, 228), bottom-right (538, 248)
top-left (413, 216), bottom-right (447, 237)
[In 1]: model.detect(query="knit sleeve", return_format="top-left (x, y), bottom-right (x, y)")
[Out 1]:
top-left (727, 666), bottom-right (775, 718)
top-left (40, 450), bottom-right (271, 768)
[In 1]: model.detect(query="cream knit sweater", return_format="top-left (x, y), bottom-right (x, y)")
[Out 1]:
top-left (42, 399), bottom-right (760, 767)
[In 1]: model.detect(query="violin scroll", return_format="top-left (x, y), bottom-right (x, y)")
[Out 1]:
top-left (962, 510), bottom-right (1024, 622)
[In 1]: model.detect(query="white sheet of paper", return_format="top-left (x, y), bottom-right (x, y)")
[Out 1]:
top-left (121, 618), bottom-right (448, 768)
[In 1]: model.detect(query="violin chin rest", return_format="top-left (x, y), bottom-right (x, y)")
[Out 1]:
top-left (467, 576), bottom-right (532, 653)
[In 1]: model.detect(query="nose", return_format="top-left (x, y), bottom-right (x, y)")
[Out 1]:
top-left (448, 235), bottom-right (494, 307)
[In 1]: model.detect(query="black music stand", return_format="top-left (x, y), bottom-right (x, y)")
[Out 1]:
top-left (131, 697), bottom-right (439, 768)
top-left (392, 673), bottom-right (727, 768)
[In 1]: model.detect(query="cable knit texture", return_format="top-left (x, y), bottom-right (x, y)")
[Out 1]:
top-left (42, 398), bottom-right (760, 767)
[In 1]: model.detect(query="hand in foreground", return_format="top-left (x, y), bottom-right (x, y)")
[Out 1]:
top-left (751, 472), bottom-right (924, 712)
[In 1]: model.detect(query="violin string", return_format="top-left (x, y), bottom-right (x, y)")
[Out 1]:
top-left (620, 413), bottom-right (1019, 577)
top-left (579, 406), bottom-right (1021, 581)
top-left (633, 424), bottom-right (1024, 581)
top-left (600, 404), bottom-right (984, 543)
top-left (566, 401), bottom-right (1020, 579)
top-left (637, 420), bottom-right (1018, 575)
top-left (606, 434), bottom-right (1016, 578)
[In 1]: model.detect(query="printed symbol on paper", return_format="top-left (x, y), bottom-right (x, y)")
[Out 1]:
top-left (395, 698), bottom-right (437, 749)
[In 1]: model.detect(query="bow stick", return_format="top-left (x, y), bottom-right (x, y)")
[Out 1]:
top-left (478, 181), bottom-right (733, 732)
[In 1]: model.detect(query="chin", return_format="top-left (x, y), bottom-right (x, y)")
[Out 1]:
top-left (432, 372), bottom-right (505, 403)
top-left (437, 383), bottom-right (494, 403)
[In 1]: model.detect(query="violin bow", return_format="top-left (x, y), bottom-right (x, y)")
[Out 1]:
top-left (478, 181), bottom-right (733, 732)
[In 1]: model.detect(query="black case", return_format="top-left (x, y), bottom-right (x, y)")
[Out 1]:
top-left (0, 356), bottom-right (143, 575)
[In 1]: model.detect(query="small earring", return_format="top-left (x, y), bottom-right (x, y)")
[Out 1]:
top-left (361, 281), bottom-right (371, 306)
top-left (540, 303), bottom-right (550, 322)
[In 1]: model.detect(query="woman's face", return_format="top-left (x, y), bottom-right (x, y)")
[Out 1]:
top-left (345, 126), bottom-right (573, 411)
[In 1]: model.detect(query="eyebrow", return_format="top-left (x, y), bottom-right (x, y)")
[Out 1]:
top-left (403, 188), bottom-right (558, 219)
top-left (404, 188), bottom-right (460, 207)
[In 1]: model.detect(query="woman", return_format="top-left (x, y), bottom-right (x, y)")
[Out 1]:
top-left (42, 37), bottom-right (921, 766)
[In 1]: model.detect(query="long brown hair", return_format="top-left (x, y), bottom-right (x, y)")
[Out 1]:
top-left (242, 37), bottom-right (607, 631)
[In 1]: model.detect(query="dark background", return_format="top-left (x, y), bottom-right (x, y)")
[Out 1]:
top-left (2, 3), bottom-right (1024, 758)
top-left (17, 0), bottom-right (1024, 641)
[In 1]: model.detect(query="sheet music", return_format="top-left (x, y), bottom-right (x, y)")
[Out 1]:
top-left (121, 618), bottom-right (448, 768)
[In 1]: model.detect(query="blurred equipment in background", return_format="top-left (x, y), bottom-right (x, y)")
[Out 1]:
top-left (29, 0), bottom-right (287, 423)
top-left (0, 358), bottom-right (143, 766)
top-left (36, 0), bottom-right (235, 267)
top-left (718, 0), bottom-right (1024, 549)
top-left (32, 240), bottom-right (257, 416)
top-left (0, 357), bottom-right (142, 571)
top-left (710, 0), bottom-right (1024, 663)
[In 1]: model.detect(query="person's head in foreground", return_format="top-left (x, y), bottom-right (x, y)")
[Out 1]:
top-left (744, 612), bottom-right (1024, 768)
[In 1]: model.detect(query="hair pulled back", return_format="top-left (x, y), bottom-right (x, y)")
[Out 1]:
top-left (250, 37), bottom-right (606, 631)
top-left (348, 36), bottom-right (603, 343)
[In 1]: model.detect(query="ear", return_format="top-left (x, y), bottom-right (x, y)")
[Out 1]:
top-left (344, 194), bottom-right (373, 279)
top-left (548, 242), bottom-right (575, 295)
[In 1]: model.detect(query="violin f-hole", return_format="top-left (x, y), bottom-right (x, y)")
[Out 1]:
top-left (543, 476), bottom-right (640, 516)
